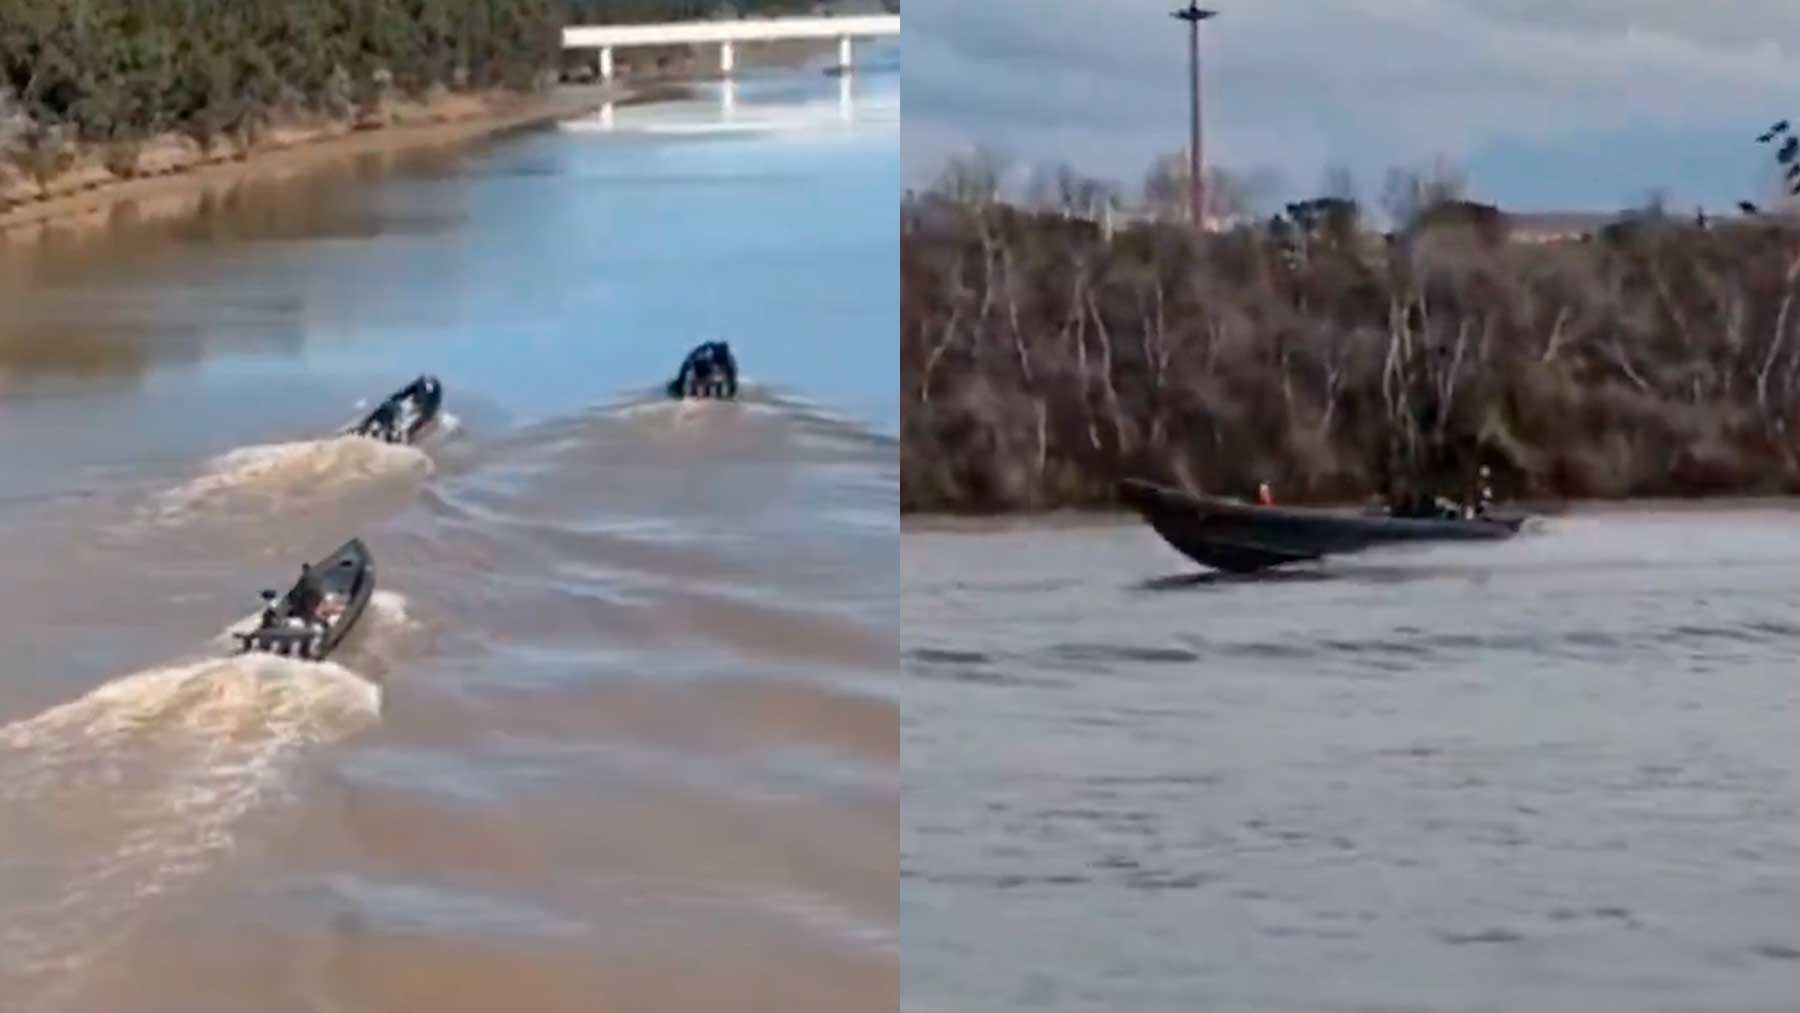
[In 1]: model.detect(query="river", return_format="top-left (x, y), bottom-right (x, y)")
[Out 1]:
top-left (0, 61), bottom-right (897, 1013)
top-left (904, 509), bottom-right (1800, 1012)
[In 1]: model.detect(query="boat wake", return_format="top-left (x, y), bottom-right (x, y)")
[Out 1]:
top-left (580, 391), bottom-right (890, 472)
top-left (213, 590), bottom-right (421, 680)
top-left (0, 604), bottom-right (396, 1006)
top-left (614, 395), bottom-right (762, 430)
top-left (140, 436), bottom-right (432, 527)
top-left (428, 410), bottom-right (464, 443)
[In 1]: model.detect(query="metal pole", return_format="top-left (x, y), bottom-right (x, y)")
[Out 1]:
top-left (1172, 4), bottom-right (1216, 232)
top-left (1189, 18), bottom-right (1202, 230)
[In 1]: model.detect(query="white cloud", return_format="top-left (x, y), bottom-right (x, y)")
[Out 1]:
top-left (1451, 0), bottom-right (1800, 52)
top-left (902, 0), bottom-right (1800, 208)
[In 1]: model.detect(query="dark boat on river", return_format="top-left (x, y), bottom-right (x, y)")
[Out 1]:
top-left (344, 375), bottom-right (442, 445)
top-left (1119, 478), bottom-right (1525, 574)
top-left (665, 341), bottom-right (738, 400)
top-left (234, 538), bottom-right (375, 661)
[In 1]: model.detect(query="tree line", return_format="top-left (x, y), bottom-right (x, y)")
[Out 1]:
top-left (0, 0), bottom-right (568, 147)
top-left (902, 160), bottom-right (1800, 513)
top-left (0, 0), bottom-right (893, 154)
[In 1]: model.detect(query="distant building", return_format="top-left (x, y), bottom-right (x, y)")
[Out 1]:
top-left (1506, 212), bottom-right (1624, 244)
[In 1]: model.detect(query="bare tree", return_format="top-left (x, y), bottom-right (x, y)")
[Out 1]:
top-left (1204, 167), bottom-right (1255, 222)
top-left (1144, 154), bottom-right (1281, 224)
top-left (1382, 157), bottom-right (1470, 228)
top-left (1059, 165), bottom-right (1116, 219)
top-left (1223, 166), bottom-right (1286, 221)
top-left (1142, 150), bottom-right (1187, 221)
top-left (1021, 163), bottom-right (1120, 220)
top-left (1023, 164), bottom-right (1059, 212)
top-left (904, 175), bottom-right (1800, 512)
top-left (930, 146), bottom-right (1009, 208)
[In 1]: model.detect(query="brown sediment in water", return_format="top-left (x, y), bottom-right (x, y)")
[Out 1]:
top-left (0, 86), bottom-right (633, 240)
top-left (0, 98), bottom-right (895, 1009)
top-left (72, 920), bottom-right (894, 1013)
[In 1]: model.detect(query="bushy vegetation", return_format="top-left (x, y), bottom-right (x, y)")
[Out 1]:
top-left (0, 0), bottom-right (564, 146)
top-left (902, 182), bottom-right (1800, 513)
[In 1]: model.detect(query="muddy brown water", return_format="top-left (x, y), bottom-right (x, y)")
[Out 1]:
top-left (905, 509), bottom-right (1800, 1012)
top-left (0, 65), bottom-right (897, 1013)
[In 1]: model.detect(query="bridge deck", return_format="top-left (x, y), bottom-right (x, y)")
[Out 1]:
top-left (563, 15), bottom-right (898, 49)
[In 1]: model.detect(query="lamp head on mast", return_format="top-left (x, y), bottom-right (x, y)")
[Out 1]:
top-left (1172, 3), bottom-right (1216, 23)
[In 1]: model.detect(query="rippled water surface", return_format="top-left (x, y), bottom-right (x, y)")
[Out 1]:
top-left (0, 64), bottom-right (896, 1013)
top-left (904, 510), bottom-right (1800, 1012)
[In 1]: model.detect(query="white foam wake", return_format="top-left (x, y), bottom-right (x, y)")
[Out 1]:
top-left (211, 589), bottom-right (416, 653)
top-left (0, 622), bottom-right (388, 1001)
top-left (428, 411), bottom-right (464, 443)
top-left (142, 436), bottom-right (432, 526)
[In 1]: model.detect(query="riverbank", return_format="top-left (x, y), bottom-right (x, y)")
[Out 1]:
top-left (0, 85), bottom-right (633, 239)
top-left (901, 195), bottom-right (1800, 515)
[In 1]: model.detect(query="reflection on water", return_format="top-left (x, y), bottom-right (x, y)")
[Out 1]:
top-left (0, 62), bottom-right (895, 1013)
top-left (563, 58), bottom-right (898, 139)
top-left (0, 152), bottom-right (451, 392)
top-left (904, 513), bottom-right (1800, 1011)
top-left (0, 61), bottom-right (899, 434)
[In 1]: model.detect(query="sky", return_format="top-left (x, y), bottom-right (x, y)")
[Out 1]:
top-left (902, 0), bottom-right (1800, 214)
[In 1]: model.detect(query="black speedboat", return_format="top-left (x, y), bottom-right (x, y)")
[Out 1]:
top-left (345, 375), bottom-right (443, 444)
top-left (1119, 479), bottom-right (1525, 574)
top-left (235, 538), bottom-right (375, 661)
top-left (665, 341), bottom-right (738, 400)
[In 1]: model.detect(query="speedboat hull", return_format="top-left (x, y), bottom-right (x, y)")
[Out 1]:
top-left (345, 377), bottom-right (442, 445)
top-left (668, 379), bottom-right (735, 400)
top-left (235, 538), bottom-right (375, 661)
top-left (1119, 479), bottom-right (1523, 574)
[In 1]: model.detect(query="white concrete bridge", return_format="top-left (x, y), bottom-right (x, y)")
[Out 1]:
top-left (563, 14), bottom-right (900, 82)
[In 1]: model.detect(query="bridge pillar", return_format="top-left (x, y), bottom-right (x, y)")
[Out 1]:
top-left (719, 40), bottom-right (735, 75)
top-left (838, 35), bottom-right (854, 73)
top-left (599, 46), bottom-right (614, 82)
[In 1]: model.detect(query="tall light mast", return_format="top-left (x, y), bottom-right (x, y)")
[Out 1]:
top-left (1171, 3), bottom-right (1217, 230)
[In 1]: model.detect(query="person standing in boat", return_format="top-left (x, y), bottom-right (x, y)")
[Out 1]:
top-left (1470, 466), bottom-right (1495, 518)
top-left (399, 374), bottom-right (438, 416)
top-left (288, 563), bottom-right (324, 627)
top-left (667, 341), bottom-right (739, 400)
top-left (362, 398), bottom-right (400, 442)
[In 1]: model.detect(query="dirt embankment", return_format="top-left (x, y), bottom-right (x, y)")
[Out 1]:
top-left (0, 86), bottom-right (626, 238)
